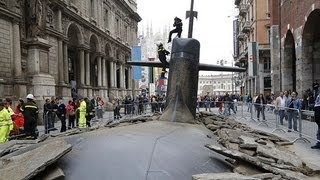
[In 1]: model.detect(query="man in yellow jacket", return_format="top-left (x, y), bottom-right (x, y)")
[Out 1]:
top-left (0, 100), bottom-right (13, 143)
top-left (79, 97), bottom-right (87, 128)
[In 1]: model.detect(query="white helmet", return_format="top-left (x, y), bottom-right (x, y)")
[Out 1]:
top-left (26, 94), bottom-right (35, 100)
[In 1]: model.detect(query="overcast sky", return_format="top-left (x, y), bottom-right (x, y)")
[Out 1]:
top-left (137, 0), bottom-right (236, 69)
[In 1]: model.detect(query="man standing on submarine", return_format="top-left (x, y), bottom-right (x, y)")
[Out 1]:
top-left (168, 17), bottom-right (183, 43)
top-left (157, 42), bottom-right (170, 77)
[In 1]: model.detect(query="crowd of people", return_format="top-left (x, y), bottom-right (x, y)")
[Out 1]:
top-left (0, 94), bottom-right (106, 143)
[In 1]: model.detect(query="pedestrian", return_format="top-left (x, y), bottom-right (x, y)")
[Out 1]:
top-left (96, 97), bottom-right (104, 119)
top-left (255, 94), bottom-right (266, 121)
top-left (57, 98), bottom-right (67, 132)
top-left (0, 99), bottom-right (13, 143)
top-left (78, 97), bottom-right (87, 128)
top-left (66, 100), bottom-right (76, 129)
top-left (43, 98), bottom-right (51, 134)
top-left (204, 92), bottom-right (211, 112)
top-left (311, 93), bottom-right (320, 149)
top-left (313, 80), bottom-right (319, 97)
top-left (247, 94), bottom-right (252, 112)
top-left (286, 91), bottom-right (301, 132)
top-left (168, 17), bottom-right (182, 43)
top-left (275, 92), bottom-right (287, 125)
top-left (157, 42), bottom-right (170, 73)
top-left (20, 94), bottom-right (38, 139)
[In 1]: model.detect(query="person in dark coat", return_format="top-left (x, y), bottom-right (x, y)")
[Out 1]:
top-left (168, 17), bottom-right (182, 43)
top-left (57, 98), bottom-right (67, 132)
top-left (20, 94), bottom-right (39, 139)
top-left (255, 94), bottom-right (266, 121)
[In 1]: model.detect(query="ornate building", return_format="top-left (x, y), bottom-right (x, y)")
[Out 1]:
top-left (0, 0), bottom-right (141, 101)
top-left (270, 0), bottom-right (320, 96)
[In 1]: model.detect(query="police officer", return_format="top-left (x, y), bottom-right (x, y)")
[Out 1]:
top-left (0, 99), bottom-right (13, 143)
top-left (20, 94), bottom-right (39, 139)
top-left (157, 42), bottom-right (170, 74)
top-left (168, 17), bottom-right (183, 43)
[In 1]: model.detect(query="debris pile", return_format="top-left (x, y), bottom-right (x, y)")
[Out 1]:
top-left (194, 112), bottom-right (319, 180)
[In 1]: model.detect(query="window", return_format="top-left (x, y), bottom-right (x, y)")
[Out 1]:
top-left (90, 0), bottom-right (95, 18)
top-left (124, 25), bottom-right (128, 41)
top-left (266, 0), bottom-right (271, 17)
top-left (264, 77), bottom-right (271, 88)
top-left (104, 9), bottom-right (109, 29)
top-left (267, 27), bottom-right (271, 43)
top-left (264, 58), bottom-right (271, 72)
top-left (116, 18), bottom-right (120, 36)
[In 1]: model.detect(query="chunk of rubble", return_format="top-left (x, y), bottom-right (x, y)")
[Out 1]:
top-left (0, 140), bottom-right (72, 180)
top-left (205, 144), bottom-right (310, 180)
top-left (256, 145), bottom-right (303, 167)
top-left (42, 166), bottom-right (65, 180)
top-left (192, 172), bottom-right (259, 180)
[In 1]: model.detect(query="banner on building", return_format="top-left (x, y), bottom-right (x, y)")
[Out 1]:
top-left (248, 42), bottom-right (258, 76)
top-left (132, 46), bottom-right (142, 80)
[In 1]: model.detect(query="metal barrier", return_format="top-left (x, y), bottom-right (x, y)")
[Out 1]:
top-left (234, 102), bottom-right (317, 144)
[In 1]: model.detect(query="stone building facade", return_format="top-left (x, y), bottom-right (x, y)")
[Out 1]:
top-left (270, 0), bottom-right (320, 96)
top-left (0, 0), bottom-right (141, 101)
top-left (234, 0), bottom-right (271, 96)
top-left (198, 74), bottom-right (240, 96)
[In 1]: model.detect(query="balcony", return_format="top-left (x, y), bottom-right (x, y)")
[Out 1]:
top-left (237, 33), bottom-right (246, 41)
top-left (239, 4), bottom-right (248, 16)
top-left (242, 21), bottom-right (252, 33)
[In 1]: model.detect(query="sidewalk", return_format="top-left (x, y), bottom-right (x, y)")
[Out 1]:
top-left (201, 106), bottom-right (320, 171)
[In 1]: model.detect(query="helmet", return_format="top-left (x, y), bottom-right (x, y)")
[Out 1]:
top-left (26, 94), bottom-right (35, 100)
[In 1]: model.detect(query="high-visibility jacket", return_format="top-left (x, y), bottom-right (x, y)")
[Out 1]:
top-left (0, 108), bottom-right (13, 143)
top-left (7, 107), bottom-right (14, 116)
top-left (79, 100), bottom-right (87, 128)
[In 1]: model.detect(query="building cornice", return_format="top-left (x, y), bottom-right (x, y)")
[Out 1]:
top-left (0, 6), bottom-right (21, 22)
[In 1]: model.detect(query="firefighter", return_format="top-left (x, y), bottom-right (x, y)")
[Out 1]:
top-left (157, 42), bottom-right (170, 73)
top-left (0, 100), bottom-right (13, 143)
top-left (168, 17), bottom-right (183, 43)
top-left (20, 94), bottom-right (39, 139)
top-left (79, 97), bottom-right (87, 128)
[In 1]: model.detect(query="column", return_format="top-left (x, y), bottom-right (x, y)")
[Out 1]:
top-left (129, 67), bottom-right (132, 89)
top-left (57, 9), bottom-right (62, 32)
top-left (12, 22), bottom-right (22, 77)
top-left (97, 56), bottom-right (102, 86)
top-left (110, 61), bottom-right (114, 88)
top-left (80, 49), bottom-right (85, 85)
top-left (63, 42), bottom-right (69, 84)
top-left (119, 64), bottom-right (123, 88)
top-left (85, 51), bottom-right (90, 86)
top-left (102, 58), bottom-right (106, 87)
top-left (114, 62), bottom-right (117, 87)
top-left (58, 40), bottom-right (64, 84)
